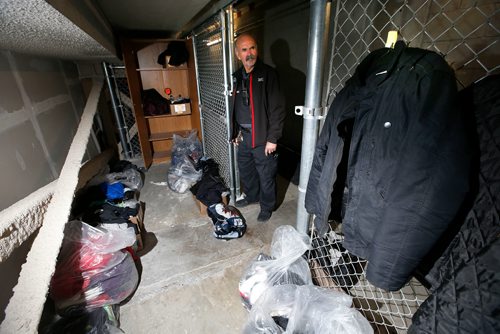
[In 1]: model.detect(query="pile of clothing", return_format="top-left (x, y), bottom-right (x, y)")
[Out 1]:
top-left (189, 157), bottom-right (245, 240)
top-left (41, 160), bottom-right (145, 333)
top-left (167, 131), bottom-right (243, 240)
top-left (72, 160), bottom-right (145, 250)
top-left (44, 220), bottom-right (139, 334)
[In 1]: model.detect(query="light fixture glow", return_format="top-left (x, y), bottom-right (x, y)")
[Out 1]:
top-left (206, 38), bottom-right (222, 46)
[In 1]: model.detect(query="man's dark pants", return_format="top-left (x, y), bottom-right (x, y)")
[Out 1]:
top-left (237, 130), bottom-right (278, 213)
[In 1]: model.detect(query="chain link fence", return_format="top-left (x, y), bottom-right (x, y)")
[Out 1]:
top-left (309, 227), bottom-right (429, 333)
top-left (193, 14), bottom-right (234, 190)
top-left (325, 0), bottom-right (499, 102)
top-left (308, 1), bottom-right (499, 333)
top-left (103, 63), bottom-right (142, 160)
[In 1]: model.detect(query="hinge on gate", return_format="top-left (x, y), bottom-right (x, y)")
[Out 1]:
top-left (295, 106), bottom-right (327, 119)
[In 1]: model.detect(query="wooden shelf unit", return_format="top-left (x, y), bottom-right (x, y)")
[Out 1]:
top-left (121, 37), bottom-right (201, 168)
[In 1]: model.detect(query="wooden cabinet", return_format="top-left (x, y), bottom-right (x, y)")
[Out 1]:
top-left (121, 37), bottom-right (201, 168)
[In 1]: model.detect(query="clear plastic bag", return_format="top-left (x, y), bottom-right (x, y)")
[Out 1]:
top-left (243, 284), bottom-right (373, 334)
top-left (167, 130), bottom-right (203, 193)
top-left (239, 225), bottom-right (312, 310)
top-left (171, 130), bottom-right (203, 167)
top-left (104, 168), bottom-right (144, 190)
top-left (60, 220), bottom-right (136, 254)
top-left (167, 154), bottom-right (202, 193)
top-left (50, 221), bottom-right (139, 314)
top-left (88, 168), bottom-right (144, 191)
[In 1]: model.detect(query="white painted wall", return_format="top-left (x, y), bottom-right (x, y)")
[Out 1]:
top-left (0, 51), bottom-right (100, 324)
top-left (0, 51), bottom-right (93, 211)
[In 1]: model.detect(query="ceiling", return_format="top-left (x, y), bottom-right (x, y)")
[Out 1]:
top-left (0, 0), bottom-right (230, 61)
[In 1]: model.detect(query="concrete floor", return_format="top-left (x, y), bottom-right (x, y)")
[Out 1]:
top-left (119, 162), bottom-right (300, 333)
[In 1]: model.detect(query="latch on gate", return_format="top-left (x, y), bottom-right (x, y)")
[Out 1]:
top-left (295, 106), bottom-right (327, 119)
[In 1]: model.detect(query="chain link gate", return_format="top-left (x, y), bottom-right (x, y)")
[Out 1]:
top-left (192, 11), bottom-right (236, 197)
top-left (103, 63), bottom-right (142, 161)
top-left (308, 1), bottom-right (500, 333)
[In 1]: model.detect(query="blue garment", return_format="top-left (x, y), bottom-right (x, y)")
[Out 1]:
top-left (100, 182), bottom-right (125, 201)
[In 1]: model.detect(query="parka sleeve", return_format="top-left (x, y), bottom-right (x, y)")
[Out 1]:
top-left (304, 104), bottom-right (336, 227)
top-left (265, 69), bottom-right (286, 144)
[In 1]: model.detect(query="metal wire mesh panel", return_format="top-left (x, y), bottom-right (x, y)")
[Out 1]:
top-left (104, 64), bottom-right (142, 159)
top-left (326, 0), bottom-right (500, 101)
top-left (193, 15), bottom-right (233, 188)
top-left (311, 1), bottom-right (500, 332)
top-left (309, 226), bottom-right (429, 333)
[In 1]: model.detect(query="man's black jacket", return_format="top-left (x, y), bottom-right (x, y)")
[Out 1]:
top-left (305, 42), bottom-right (471, 291)
top-left (230, 59), bottom-right (285, 147)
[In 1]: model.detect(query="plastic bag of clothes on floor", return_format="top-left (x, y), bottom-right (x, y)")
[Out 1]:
top-left (50, 221), bottom-right (139, 316)
top-left (87, 160), bottom-right (144, 192)
top-left (102, 168), bottom-right (144, 191)
top-left (167, 154), bottom-right (202, 193)
top-left (40, 305), bottom-right (123, 334)
top-left (243, 284), bottom-right (373, 334)
top-left (239, 225), bottom-right (312, 310)
top-left (207, 203), bottom-right (246, 239)
top-left (168, 131), bottom-right (203, 193)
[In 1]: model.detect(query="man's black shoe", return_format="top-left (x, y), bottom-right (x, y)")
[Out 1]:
top-left (257, 211), bottom-right (272, 222)
top-left (235, 198), bottom-right (258, 208)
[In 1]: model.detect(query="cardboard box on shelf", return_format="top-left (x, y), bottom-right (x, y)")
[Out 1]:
top-left (170, 102), bottom-right (191, 115)
top-left (129, 201), bottom-right (145, 251)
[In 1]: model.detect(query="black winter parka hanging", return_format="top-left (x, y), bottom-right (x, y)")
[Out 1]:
top-left (305, 42), bottom-right (471, 291)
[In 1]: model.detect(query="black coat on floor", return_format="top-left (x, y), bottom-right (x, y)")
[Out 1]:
top-left (190, 159), bottom-right (229, 206)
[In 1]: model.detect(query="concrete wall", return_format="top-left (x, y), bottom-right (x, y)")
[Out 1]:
top-left (0, 233), bottom-right (37, 325)
top-left (0, 51), bottom-right (99, 324)
top-left (0, 51), bottom-right (90, 211)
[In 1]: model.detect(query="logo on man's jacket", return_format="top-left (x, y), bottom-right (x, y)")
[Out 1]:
top-left (258, 77), bottom-right (264, 82)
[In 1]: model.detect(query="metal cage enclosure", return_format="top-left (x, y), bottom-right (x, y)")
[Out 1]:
top-left (309, 1), bottom-right (499, 333)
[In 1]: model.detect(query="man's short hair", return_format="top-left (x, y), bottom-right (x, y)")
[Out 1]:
top-left (235, 33), bottom-right (257, 50)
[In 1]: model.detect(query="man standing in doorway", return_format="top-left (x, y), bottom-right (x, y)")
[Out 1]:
top-left (230, 33), bottom-right (285, 222)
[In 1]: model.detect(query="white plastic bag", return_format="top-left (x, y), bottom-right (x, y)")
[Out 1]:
top-left (243, 284), bottom-right (373, 334)
top-left (239, 225), bottom-right (312, 309)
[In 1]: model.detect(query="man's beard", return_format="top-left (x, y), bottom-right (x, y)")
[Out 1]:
top-left (246, 55), bottom-right (256, 61)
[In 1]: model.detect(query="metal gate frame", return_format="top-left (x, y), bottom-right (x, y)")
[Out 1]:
top-left (192, 8), bottom-right (238, 200)
top-left (307, 1), bottom-right (500, 333)
top-left (102, 62), bottom-right (142, 161)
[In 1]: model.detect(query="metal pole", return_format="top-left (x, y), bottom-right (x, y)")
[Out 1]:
top-left (222, 6), bottom-right (238, 203)
top-left (191, 35), bottom-right (206, 155)
top-left (296, 0), bottom-right (331, 234)
top-left (102, 61), bottom-right (131, 159)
